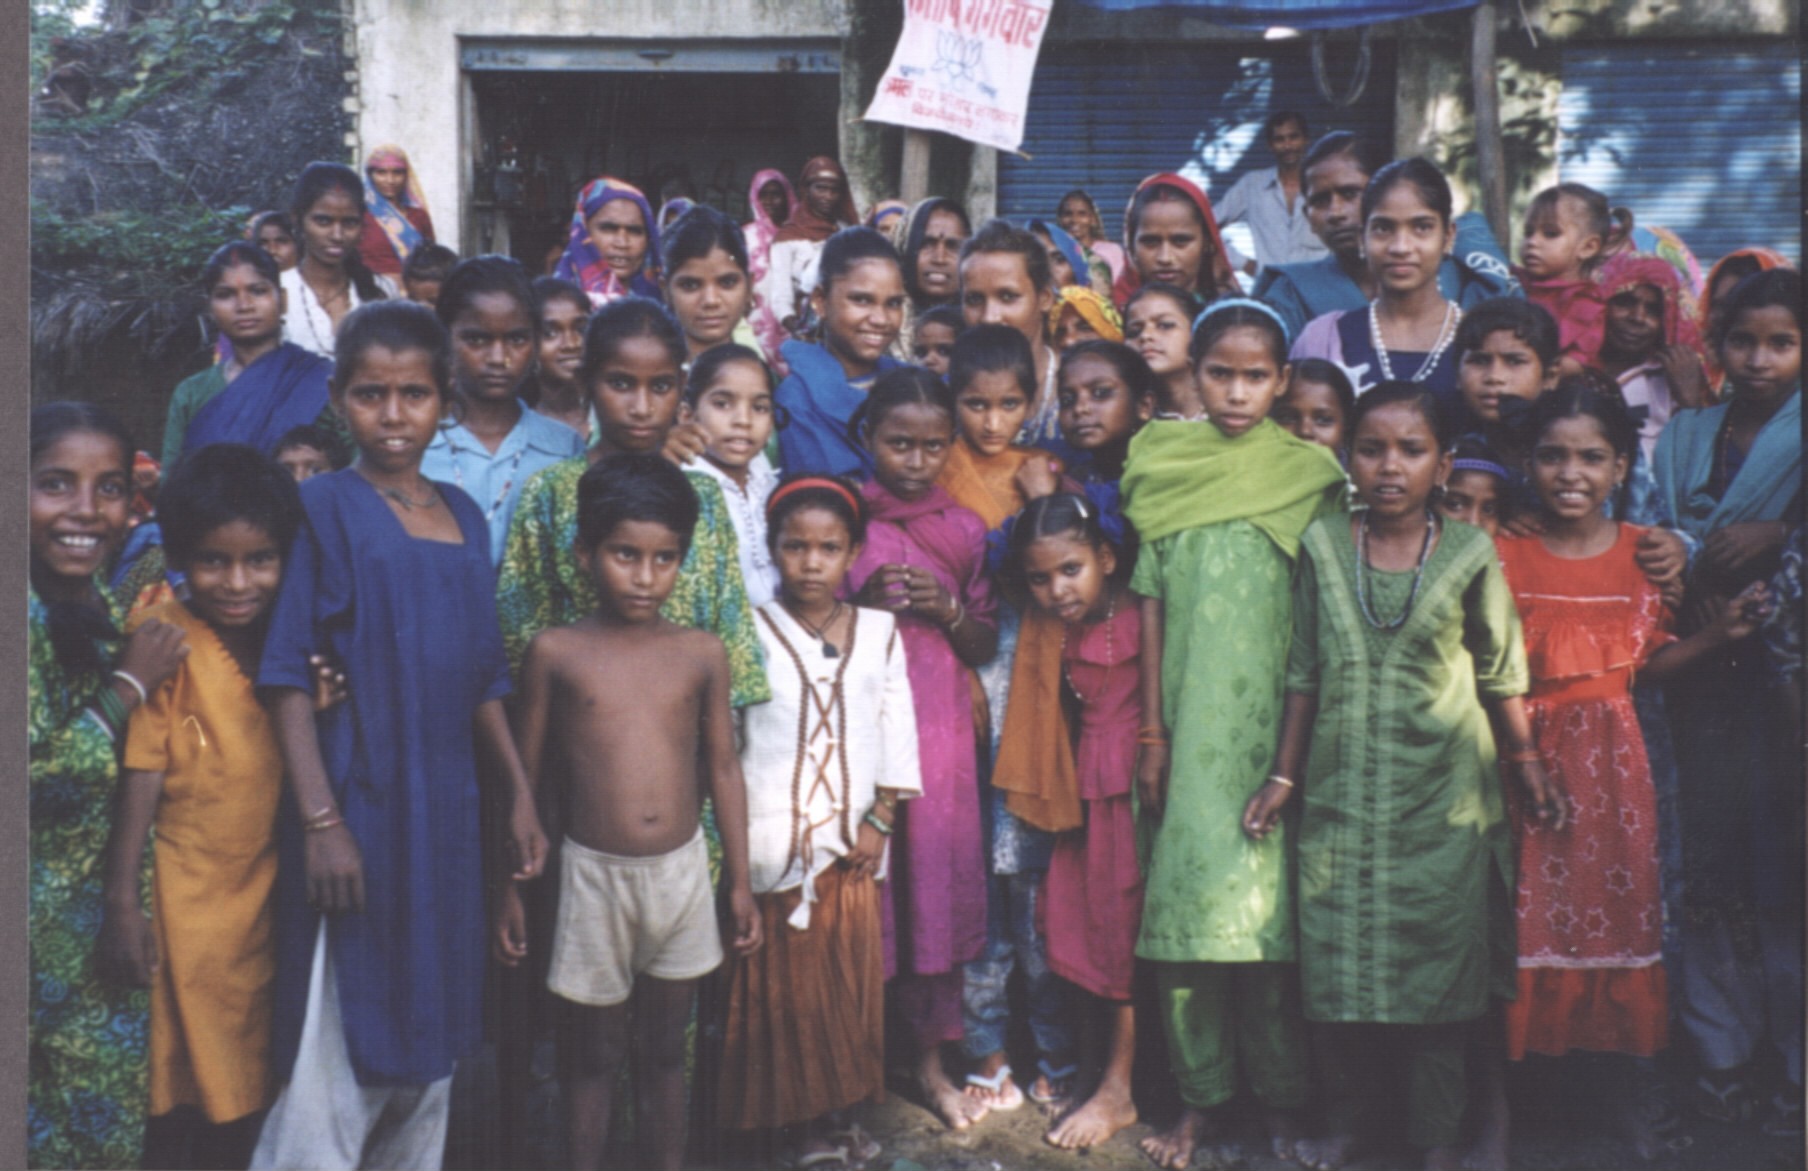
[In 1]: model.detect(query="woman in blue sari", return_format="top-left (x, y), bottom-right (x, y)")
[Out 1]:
top-left (173, 243), bottom-right (344, 466)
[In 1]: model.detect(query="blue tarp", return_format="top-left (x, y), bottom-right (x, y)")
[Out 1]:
top-left (1068, 0), bottom-right (1479, 30)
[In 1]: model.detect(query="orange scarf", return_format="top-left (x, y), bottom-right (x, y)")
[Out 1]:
top-left (937, 441), bottom-right (1083, 832)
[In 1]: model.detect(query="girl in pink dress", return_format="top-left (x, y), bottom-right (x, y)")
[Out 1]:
top-left (844, 367), bottom-right (998, 1131)
top-left (1001, 492), bottom-right (1144, 1151)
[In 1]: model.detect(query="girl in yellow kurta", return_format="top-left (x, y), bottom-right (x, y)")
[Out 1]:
top-left (99, 445), bottom-right (304, 1169)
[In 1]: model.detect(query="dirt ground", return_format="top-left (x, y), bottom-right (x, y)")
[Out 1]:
top-left (445, 1041), bottom-right (1804, 1171)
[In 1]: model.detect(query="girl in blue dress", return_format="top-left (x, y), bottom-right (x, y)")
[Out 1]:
top-left (253, 301), bottom-right (547, 1170)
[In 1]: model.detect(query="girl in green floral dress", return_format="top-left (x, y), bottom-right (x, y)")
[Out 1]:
top-left (29, 403), bottom-right (190, 1168)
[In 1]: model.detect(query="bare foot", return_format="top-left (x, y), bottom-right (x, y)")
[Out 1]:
top-left (1295, 1133), bottom-right (1359, 1171)
top-left (1047, 1083), bottom-right (1138, 1150)
top-left (1425, 1143), bottom-right (1464, 1171)
top-left (920, 1051), bottom-right (986, 1131)
top-left (1140, 1107), bottom-right (1210, 1169)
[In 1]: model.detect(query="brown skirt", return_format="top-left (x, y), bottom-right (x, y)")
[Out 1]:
top-left (718, 865), bottom-right (886, 1130)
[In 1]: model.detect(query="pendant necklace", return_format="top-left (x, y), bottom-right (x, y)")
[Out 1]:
top-left (788, 600), bottom-right (845, 658)
top-left (379, 478), bottom-right (440, 511)
top-left (1355, 509), bottom-right (1436, 630)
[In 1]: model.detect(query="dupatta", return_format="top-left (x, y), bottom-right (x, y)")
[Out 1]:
top-left (1597, 252), bottom-right (1704, 365)
top-left (181, 342), bottom-right (334, 459)
top-left (1111, 172), bottom-right (1236, 308)
top-left (1653, 388), bottom-right (1801, 542)
top-left (1122, 418), bottom-right (1345, 556)
top-left (362, 145), bottom-right (429, 264)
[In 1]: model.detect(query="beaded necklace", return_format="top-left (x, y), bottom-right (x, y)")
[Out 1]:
top-left (1368, 301), bottom-right (1461, 383)
top-left (443, 426), bottom-right (528, 526)
top-left (1355, 509), bottom-right (1437, 630)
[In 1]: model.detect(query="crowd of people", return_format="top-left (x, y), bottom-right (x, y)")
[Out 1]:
top-left (27, 110), bottom-right (1803, 1171)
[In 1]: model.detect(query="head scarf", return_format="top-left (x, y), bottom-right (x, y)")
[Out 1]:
top-left (554, 176), bottom-right (661, 303)
top-left (1112, 172), bottom-right (1235, 308)
top-left (362, 144), bottom-right (430, 263)
top-left (1597, 251), bottom-right (1704, 365)
top-left (867, 200), bottom-right (908, 232)
top-left (744, 168), bottom-right (797, 282)
top-left (658, 196), bottom-right (696, 230)
top-left (1699, 246), bottom-right (1795, 394)
top-left (892, 197), bottom-right (971, 305)
top-left (1025, 218), bottom-right (1089, 288)
top-left (774, 156), bottom-right (857, 245)
top-left (1049, 286), bottom-right (1123, 343)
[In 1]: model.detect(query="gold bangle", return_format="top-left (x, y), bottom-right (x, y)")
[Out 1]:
top-left (1266, 774), bottom-right (1295, 789)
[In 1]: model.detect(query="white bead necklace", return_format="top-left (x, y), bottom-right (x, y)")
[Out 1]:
top-left (1368, 300), bottom-right (1462, 383)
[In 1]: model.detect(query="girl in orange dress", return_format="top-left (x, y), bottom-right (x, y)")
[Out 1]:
top-left (1494, 385), bottom-right (1770, 1157)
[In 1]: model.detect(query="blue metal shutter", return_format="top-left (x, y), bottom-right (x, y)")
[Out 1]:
top-left (1558, 42), bottom-right (1801, 269)
top-left (998, 42), bottom-right (1395, 244)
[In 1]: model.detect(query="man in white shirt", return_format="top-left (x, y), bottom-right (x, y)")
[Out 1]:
top-left (1215, 111), bottom-right (1326, 277)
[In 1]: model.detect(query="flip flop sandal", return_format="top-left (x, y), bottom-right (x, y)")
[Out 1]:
top-left (1029, 1061), bottom-right (1080, 1106)
top-left (965, 1064), bottom-right (1025, 1111)
top-left (1690, 1072), bottom-right (1754, 1124)
top-left (1761, 1092), bottom-right (1804, 1138)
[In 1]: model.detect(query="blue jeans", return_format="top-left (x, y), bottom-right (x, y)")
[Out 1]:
top-left (961, 870), bottom-right (1072, 1067)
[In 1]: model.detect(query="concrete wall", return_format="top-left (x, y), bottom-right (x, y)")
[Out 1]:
top-left (350, 0), bottom-right (846, 244)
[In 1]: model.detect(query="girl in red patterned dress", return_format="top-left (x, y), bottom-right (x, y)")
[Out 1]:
top-left (1493, 384), bottom-right (1770, 1159)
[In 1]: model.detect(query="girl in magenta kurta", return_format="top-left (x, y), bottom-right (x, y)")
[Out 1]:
top-left (843, 368), bottom-right (999, 1131)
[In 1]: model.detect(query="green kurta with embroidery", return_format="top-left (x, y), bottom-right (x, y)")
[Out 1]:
top-left (29, 583), bottom-right (152, 1170)
top-left (495, 455), bottom-right (770, 707)
top-left (1287, 515), bottom-right (1525, 1025)
top-left (1132, 519), bottom-right (1303, 962)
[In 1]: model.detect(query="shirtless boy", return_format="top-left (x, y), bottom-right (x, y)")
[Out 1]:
top-left (494, 452), bottom-right (761, 1171)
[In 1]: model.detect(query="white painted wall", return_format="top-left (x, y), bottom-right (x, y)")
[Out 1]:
top-left (350, 0), bottom-right (848, 245)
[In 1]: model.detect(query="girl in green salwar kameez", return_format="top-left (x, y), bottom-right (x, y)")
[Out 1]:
top-left (1124, 301), bottom-right (1346, 1169)
top-left (1244, 383), bottom-right (1558, 1171)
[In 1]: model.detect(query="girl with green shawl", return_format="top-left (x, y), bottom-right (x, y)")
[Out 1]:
top-left (1123, 301), bottom-right (1345, 1169)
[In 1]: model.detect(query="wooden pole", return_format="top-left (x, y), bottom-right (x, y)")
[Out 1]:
top-left (901, 129), bottom-right (932, 204)
top-left (1471, 0), bottom-right (1510, 243)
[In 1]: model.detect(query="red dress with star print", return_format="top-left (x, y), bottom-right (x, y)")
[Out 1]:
top-left (1496, 527), bottom-right (1674, 1059)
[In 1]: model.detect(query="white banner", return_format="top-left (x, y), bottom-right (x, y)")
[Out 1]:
top-left (862, 0), bottom-right (1054, 154)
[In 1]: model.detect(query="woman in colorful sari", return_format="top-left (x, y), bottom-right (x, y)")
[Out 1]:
top-left (358, 145), bottom-right (435, 279)
top-left (553, 176), bottom-right (662, 307)
top-left (743, 168), bottom-right (797, 368)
